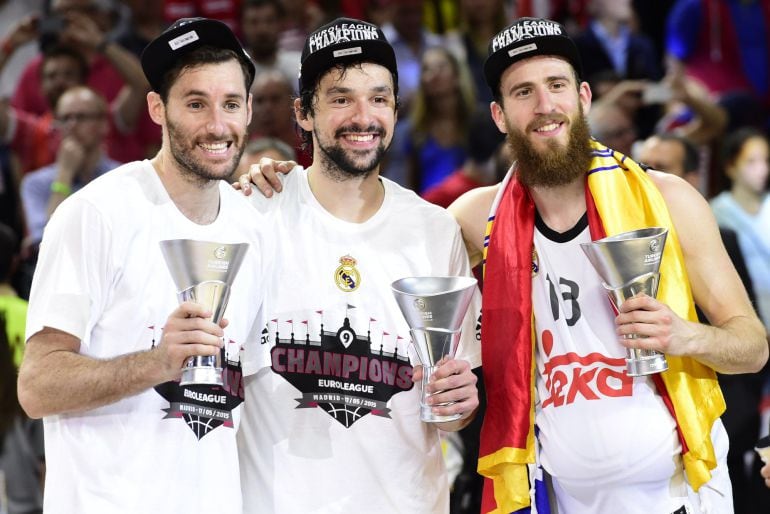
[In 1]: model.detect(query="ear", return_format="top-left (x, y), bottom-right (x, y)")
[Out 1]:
top-left (294, 97), bottom-right (313, 132)
top-left (246, 92), bottom-right (253, 126)
top-left (489, 101), bottom-right (508, 134)
top-left (578, 81), bottom-right (592, 115)
top-left (147, 91), bottom-right (164, 126)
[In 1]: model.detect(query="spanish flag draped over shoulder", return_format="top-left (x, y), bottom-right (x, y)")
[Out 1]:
top-left (477, 140), bottom-right (726, 513)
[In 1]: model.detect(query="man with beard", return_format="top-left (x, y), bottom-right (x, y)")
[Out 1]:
top-left (235, 18), bottom-right (481, 514)
top-left (448, 17), bottom-right (768, 514)
top-left (17, 18), bottom-right (273, 514)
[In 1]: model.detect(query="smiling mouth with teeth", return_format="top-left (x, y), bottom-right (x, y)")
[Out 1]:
top-left (347, 134), bottom-right (375, 142)
top-left (198, 142), bottom-right (230, 154)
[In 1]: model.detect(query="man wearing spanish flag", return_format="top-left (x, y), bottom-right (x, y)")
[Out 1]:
top-left (449, 17), bottom-right (768, 514)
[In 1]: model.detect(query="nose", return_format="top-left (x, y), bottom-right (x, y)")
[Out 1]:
top-left (533, 87), bottom-right (555, 114)
top-left (349, 99), bottom-right (374, 127)
top-left (205, 108), bottom-right (227, 136)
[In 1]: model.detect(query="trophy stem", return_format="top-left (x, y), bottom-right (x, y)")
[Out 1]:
top-left (420, 365), bottom-right (462, 423)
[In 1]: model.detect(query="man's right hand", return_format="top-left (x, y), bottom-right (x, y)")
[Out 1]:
top-left (154, 301), bottom-right (226, 383)
top-left (234, 157), bottom-right (296, 197)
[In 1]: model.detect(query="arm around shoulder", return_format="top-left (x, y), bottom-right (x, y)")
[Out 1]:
top-left (448, 184), bottom-right (500, 268)
top-left (650, 171), bottom-right (768, 373)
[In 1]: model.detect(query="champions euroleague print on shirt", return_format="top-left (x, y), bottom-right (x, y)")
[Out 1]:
top-left (148, 327), bottom-right (245, 440)
top-left (268, 309), bottom-right (414, 428)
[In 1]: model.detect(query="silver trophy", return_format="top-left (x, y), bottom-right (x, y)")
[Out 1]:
top-left (160, 239), bottom-right (249, 386)
top-left (391, 276), bottom-right (477, 423)
top-left (580, 227), bottom-right (669, 376)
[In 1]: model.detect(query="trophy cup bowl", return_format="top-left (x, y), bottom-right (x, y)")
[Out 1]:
top-left (580, 227), bottom-right (669, 376)
top-left (160, 239), bottom-right (249, 386)
top-left (391, 276), bottom-right (477, 423)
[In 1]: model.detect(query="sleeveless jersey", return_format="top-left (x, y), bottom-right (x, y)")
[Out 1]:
top-left (531, 214), bottom-right (691, 513)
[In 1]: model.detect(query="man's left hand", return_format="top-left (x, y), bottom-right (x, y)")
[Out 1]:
top-left (614, 293), bottom-right (698, 356)
top-left (413, 357), bottom-right (478, 423)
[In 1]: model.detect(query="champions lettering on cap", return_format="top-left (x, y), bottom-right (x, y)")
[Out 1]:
top-left (483, 17), bottom-right (583, 97)
top-left (141, 17), bottom-right (256, 92)
top-left (299, 17), bottom-right (398, 92)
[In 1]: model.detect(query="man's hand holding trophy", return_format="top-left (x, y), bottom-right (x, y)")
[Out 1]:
top-left (391, 276), bottom-right (478, 423)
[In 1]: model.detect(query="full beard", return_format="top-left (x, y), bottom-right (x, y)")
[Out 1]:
top-left (315, 124), bottom-right (389, 181)
top-left (167, 118), bottom-right (245, 187)
top-left (505, 106), bottom-right (593, 188)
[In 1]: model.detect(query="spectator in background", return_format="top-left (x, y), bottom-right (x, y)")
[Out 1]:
top-left (665, 0), bottom-right (770, 115)
top-left (0, 142), bottom-right (22, 239)
top-left (636, 132), bottom-right (701, 189)
top-left (276, 0), bottom-right (325, 53)
top-left (1, 42), bottom-right (87, 173)
top-left (574, 0), bottom-right (662, 86)
top-left (0, 0), bottom-right (43, 99)
top-left (385, 46), bottom-right (476, 191)
top-left (423, 111), bottom-right (505, 208)
top-left (248, 69), bottom-right (309, 167)
top-left (232, 136), bottom-right (295, 182)
top-left (0, 222), bottom-right (26, 367)
top-left (710, 128), bottom-right (770, 329)
top-left (113, 0), bottom-right (166, 57)
top-left (445, 0), bottom-right (507, 104)
top-left (588, 99), bottom-right (636, 156)
top-left (0, 222), bottom-right (44, 514)
top-left (11, 0), bottom-right (158, 163)
top-left (381, 0), bottom-right (444, 111)
top-left (163, 0), bottom-right (241, 31)
top-left (20, 85), bottom-right (119, 247)
top-left (240, 0), bottom-right (300, 93)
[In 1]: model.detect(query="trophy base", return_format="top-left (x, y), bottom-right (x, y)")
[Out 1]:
top-left (420, 404), bottom-right (463, 423)
top-left (626, 355), bottom-right (668, 377)
top-left (180, 366), bottom-right (224, 386)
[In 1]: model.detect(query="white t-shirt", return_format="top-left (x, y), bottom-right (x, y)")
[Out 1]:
top-left (26, 160), bottom-right (273, 514)
top-left (237, 167), bottom-right (482, 514)
top-left (531, 215), bottom-right (731, 513)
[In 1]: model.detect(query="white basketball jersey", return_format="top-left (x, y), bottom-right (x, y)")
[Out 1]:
top-left (531, 214), bottom-right (690, 513)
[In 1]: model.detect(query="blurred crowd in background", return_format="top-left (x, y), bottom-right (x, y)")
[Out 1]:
top-left (0, 1), bottom-right (769, 513)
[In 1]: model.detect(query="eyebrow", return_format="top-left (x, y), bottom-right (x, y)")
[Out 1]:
top-left (324, 85), bottom-right (393, 96)
top-left (181, 89), bottom-right (246, 101)
top-left (507, 74), bottom-right (572, 94)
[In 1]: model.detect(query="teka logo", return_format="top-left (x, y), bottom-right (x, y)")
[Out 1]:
top-left (270, 317), bottom-right (413, 428)
top-left (540, 330), bottom-right (631, 409)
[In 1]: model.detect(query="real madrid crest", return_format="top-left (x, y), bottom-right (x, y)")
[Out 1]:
top-left (531, 248), bottom-right (539, 277)
top-left (335, 255), bottom-right (361, 292)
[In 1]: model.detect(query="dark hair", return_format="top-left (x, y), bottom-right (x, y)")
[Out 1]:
top-left (297, 62), bottom-right (400, 152)
top-left (40, 44), bottom-right (89, 83)
top-left (656, 133), bottom-right (699, 173)
top-left (721, 127), bottom-right (767, 168)
top-left (156, 45), bottom-right (255, 103)
top-left (241, 0), bottom-right (285, 18)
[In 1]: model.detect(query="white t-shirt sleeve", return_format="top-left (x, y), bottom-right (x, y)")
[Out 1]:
top-left (26, 196), bottom-right (113, 346)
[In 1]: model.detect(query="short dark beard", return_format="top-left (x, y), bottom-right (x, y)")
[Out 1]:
top-left (506, 105), bottom-right (593, 188)
top-left (315, 124), bottom-right (389, 181)
top-left (166, 117), bottom-right (245, 187)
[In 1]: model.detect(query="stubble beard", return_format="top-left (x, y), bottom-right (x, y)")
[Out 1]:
top-left (505, 105), bottom-right (594, 188)
top-left (314, 124), bottom-right (390, 181)
top-left (166, 117), bottom-right (246, 187)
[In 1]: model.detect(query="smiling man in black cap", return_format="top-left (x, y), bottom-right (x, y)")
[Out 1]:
top-left (448, 16), bottom-right (767, 514)
top-left (18, 18), bottom-right (273, 514)
top-left (235, 17), bottom-right (481, 513)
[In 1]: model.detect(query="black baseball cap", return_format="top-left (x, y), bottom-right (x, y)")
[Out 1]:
top-left (299, 17), bottom-right (398, 92)
top-left (141, 17), bottom-right (256, 92)
top-left (483, 17), bottom-right (583, 96)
